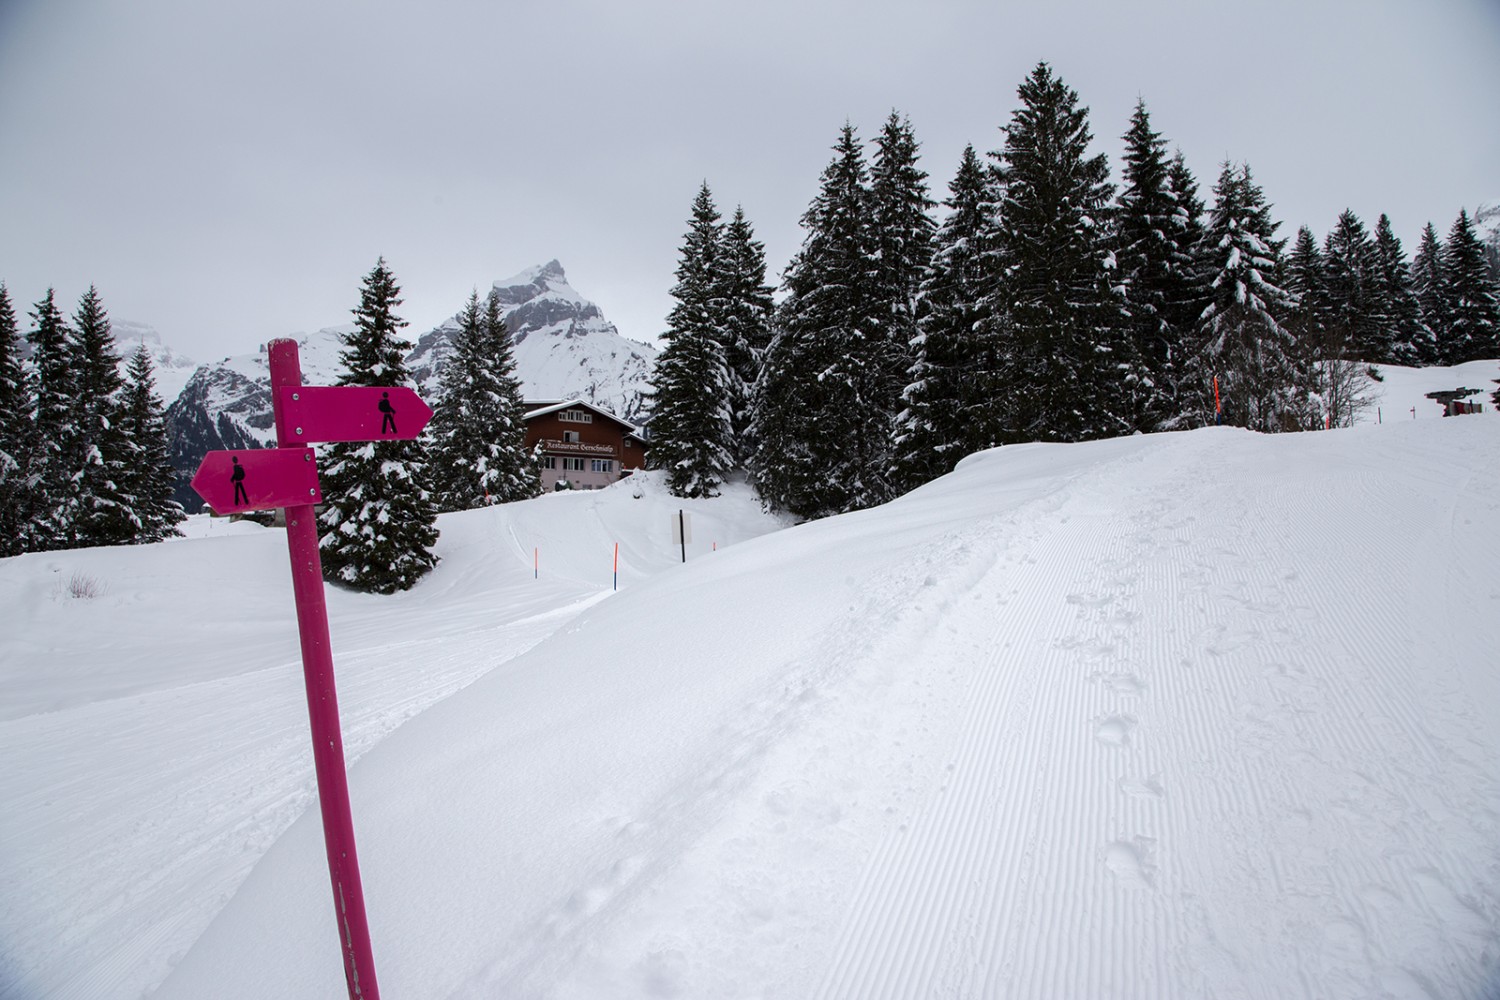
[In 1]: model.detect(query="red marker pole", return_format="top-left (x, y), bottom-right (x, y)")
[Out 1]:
top-left (268, 339), bottom-right (381, 1000)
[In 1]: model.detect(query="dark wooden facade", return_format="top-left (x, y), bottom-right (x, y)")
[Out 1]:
top-left (523, 400), bottom-right (647, 490)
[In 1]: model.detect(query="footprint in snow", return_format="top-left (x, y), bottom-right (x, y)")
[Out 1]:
top-left (1104, 838), bottom-right (1156, 889)
top-left (1094, 714), bottom-right (1137, 747)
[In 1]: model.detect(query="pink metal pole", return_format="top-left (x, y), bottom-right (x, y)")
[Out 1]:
top-left (268, 338), bottom-right (381, 1000)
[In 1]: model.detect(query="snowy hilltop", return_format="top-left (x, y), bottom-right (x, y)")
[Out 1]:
top-left (2, 369), bottom-right (1498, 998)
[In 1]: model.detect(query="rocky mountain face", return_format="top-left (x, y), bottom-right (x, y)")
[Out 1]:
top-left (163, 264), bottom-right (656, 512)
top-left (406, 260), bottom-right (656, 421)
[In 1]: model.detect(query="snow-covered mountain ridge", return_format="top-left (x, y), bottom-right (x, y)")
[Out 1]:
top-left (163, 262), bottom-right (656, 511)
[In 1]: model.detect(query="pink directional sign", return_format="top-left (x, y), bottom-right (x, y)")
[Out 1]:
top-left (190, 447), bottom-right (321, 515)
top-left (278, 385), bottom-right (433, 444)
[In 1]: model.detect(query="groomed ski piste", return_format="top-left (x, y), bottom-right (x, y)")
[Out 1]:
top-left (2, 362), bottom-right (1498, 999)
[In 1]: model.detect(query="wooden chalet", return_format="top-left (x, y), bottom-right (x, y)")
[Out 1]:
top-left (523, 399), bottom-right (648, 491)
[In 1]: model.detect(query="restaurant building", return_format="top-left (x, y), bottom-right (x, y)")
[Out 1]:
top-left (523, 399), bottom-right (649, 491)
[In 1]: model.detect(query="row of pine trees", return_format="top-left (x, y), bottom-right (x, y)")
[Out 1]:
top-left (0, 261), bottom-right (539, 596)
top-left (0, 284), bottom-right (186, 557)
top-left (646, 62), bottom-right (1500, 521)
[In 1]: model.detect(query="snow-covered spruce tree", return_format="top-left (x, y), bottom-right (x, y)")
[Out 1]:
top-left (1186, 163), bottom-right (1306, 432)
top-left (1321, 210), bottom-right (1390, 364)
top-left (1163, 151), bottom-right (1211, 361)
top-left (1372, 214), bottom-right (1430, 367)
top-left (1286, 226), bottom-right (1373, 428)
top-left (648, 182), bottom-right (736, 498)
top-left (317, 259), bottom-right (439, 593)
top-left (428, 289), bottom-right (537, 510)
top-left (869, 111), bottom-right (935, 491)
top-left (718, 206), bottom-right (776, 466)
top-left (982, 62), bottom-right (1126, 444)
top-left (118, 344), bottom-right (186, 542)
top-left (751, 124), bottom-right (880, 519)
top-left (1411, 222), bottom-right (1446, 364)
top-left (1438, 209), bottom-right (1500, 363)
top-left (69, 286), bottom-right (140, 548)
top-left (1114, 101), bottom-right (1196, 432)
top-left (895, 144), bottom-right (996, 491)
top-left (25, 289), bottom-right (78, 551)
top-left (0, 284), bottom-right (33, 556)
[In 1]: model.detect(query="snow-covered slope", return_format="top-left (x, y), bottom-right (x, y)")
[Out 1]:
top-left (4, 393), bottom-right (1499, 998)
top-left (108, 319), bottom-right (199, 403)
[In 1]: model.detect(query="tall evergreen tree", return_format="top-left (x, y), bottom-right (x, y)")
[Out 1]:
top-left (868, 110), bottom-right (936, 486)
top-left (1287, 225), bottom-right (1374, 427)
top-left (117, 343), bottom-right (186, 542)
top-left (983, 62), bottom-right (1124, 444)
top-left (1321, 210), bottom-right (1389, 363)
top-left (718, 206), bottom-right (776, 465)
top-left (25, 289), bottom-right (77, 550)
top-left (1438, 209), bottom-right (1500, 363)
top-left (649, 182), bottom-right (736, 498)
top-left (428, 289), bottom-right (537, 510)
top-left (69, 286), bottom-right (139, 547)
top-left (1162, 150), bottom-right (1211, 380)
top-left (1411, 222), bottom-right (1446, 364)
top-left (751, 124), bottom-right (880, 518)
top-left (1370, 214), bottom-right (1429, 366)
top-left (0, 284), bottom-right (32, 556)
top-left (317, 259), bottom-right (440, 593)
top-left (1186, 162), bottom-right (1305, 431)
top-left (895, 144), bottom-right (996, 490)
top-left (1114, 100), bottom-right (1194, 431)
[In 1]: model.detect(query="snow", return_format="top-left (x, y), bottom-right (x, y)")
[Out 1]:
top-left (4, 364), bottom-right (1500, 999)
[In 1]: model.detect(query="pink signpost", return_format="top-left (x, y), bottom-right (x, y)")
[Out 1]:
top-left (191, 338), bottom-right (434, 1000)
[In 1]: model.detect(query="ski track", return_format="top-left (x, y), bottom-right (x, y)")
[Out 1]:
top-left (807, 431), bottom-right (1500, 999)
top-left (0, 595), bottom-right (597, 1000)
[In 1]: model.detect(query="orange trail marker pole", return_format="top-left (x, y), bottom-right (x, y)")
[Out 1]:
top-left (613, 542), bottom-right (619, 591)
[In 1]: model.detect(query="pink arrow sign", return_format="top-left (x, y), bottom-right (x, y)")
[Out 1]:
top-left (190, 447), bottom-right (322, 515)
top-left (277, 385), bottom-right (433, 444)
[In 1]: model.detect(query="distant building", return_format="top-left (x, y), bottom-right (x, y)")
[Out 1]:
top-left (524, 399), bottom-right (648, 491)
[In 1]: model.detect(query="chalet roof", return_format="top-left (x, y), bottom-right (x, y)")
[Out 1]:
top-left (522, 398), bottom-right (645, 439)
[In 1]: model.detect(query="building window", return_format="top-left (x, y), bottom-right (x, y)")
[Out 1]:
top-left (559, 409), bottom-right (593, 423)
top-left (591, 459), bottom-right (614, 473)
top-left (562, 457), bottom-right (586, 472)
top-left (625, 438), bottom-right (633, 448)
top-left (541, 456), bottom-right (557, 470)
top-left (563, 430), bottom-right (580, 443)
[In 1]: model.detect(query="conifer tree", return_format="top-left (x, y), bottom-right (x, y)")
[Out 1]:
top-left (1114, 100), bottom-right (1193, 431)
top-left (1163, 151), bottom-right (1211, 381)
top-left (1411, 223), bottom-right (1446, 365)
top-left (0, 284), bottom-right (32, 556)
top-left (1371, 214), bottom-right (1429, 366)
top-left (69, 286), bottom-right (139, 547)
top-left (868, 110), bottom-right (935, 485)
top-left (716, 206), bottom-right (775, 466)
top-left (118, 344), bottom-right (186, 542)
top-left (25, 289), bottom-right (77, 550)
top-left (317, 259), bottom-right (439, 593)
top-left (1321, 210), bottom-right (1389, 363)
top-left (1186, 163), bottom-right (1305, 431)
top-left (428, 289), bottom-right (537, 509)
top-left (896, 144), bottom-right (995, 490)
top-left (1287, 226), bottom-right (1373, 427)
top-left (1438, 210), bottom-right (1500, 363)
top-left (983, 62), bottom-right (1125, 444)
top-left (649, 182), bottom-right (736, 498)
top-left (751, 125), bottom-right (880, 518)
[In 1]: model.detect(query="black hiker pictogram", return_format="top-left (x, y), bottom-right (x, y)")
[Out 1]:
top-left (379, 391), bottom-right (397, 434)
top-left (231, 455), bottom-right (248, 505)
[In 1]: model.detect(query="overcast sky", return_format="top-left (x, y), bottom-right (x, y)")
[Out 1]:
top-left (2, 0), bottom-right (1497, 363)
